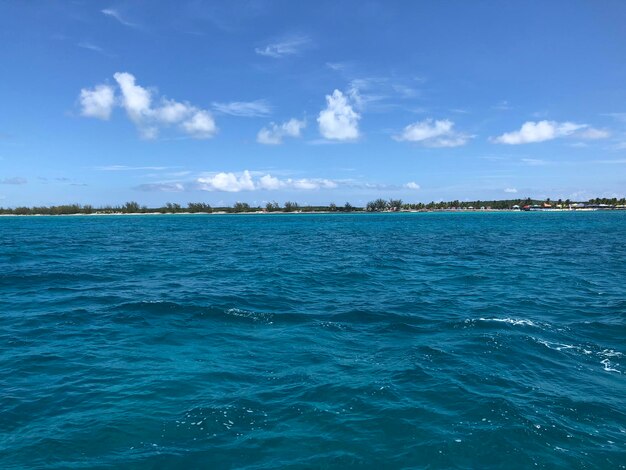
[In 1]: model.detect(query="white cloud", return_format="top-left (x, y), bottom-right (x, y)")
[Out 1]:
top-left (196, 171), bottom-right (339, 192)
top-left (212, 100), bottom-right (271, 117)
top-left (317, 90), bottom-right (360, 141)
top-left (492, 120), bottom-right (587, 144)
top-left (79, 84), bottom-right (115, 120)
top-left (504, 188), bottom-right (518, 193)
top-left (394, 118), bottom-right (471, 147)
top-left (255, 36), bottom-right (309, 58)
top-left (101, 8), bottom-right (137, 28)
top-left (257, 174), bottom-right (283, 190)
top-left (290, 178), bottom-right (338, 190)
top-left (155, 99), bottom-right (193, 123)
top-left (255, 175), bottom-right (336, 190)
top-left (181, 110), bottom-right (217, 139)
top-left (114, 72), bottom-right (152, 123)
top-left (197, 171), bottom-right (256, 192)
top-left (137, 172), bottom-right (435, 194)
top-left (257, 118), bottom-right (306, 144)
top-left (81, 72), bottom-right (217, 139)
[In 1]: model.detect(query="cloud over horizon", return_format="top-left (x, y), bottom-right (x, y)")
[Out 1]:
top-left (132, 169), bottom-right (425, 196)
top-left (196, 171), bottom-right (338, 192)
top-left (491, 120), bottom-right (608, 144)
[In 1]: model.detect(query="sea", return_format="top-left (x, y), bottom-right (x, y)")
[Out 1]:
top-left (0, 212), bottom-right (624, 469)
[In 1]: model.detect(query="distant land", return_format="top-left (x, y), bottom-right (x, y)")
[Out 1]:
top-left (1, 197), bottom-right (625, 216)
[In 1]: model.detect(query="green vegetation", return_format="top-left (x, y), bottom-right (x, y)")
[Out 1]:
top-left (265, 201), bottom-right (281, 212)
top-left (366, 198), bottom-right (402, 211)
top-left (232, 202), bottom-right (251, 213)
top-left (283, 201), bottom-right (300, 213)
top-left (187, 202), bottom-right (212, 213)
top-left (1, 197), bottom-right (625, 216)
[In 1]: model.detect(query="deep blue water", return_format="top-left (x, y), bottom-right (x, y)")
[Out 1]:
top-left (1, 212), bottom-right (625, 468)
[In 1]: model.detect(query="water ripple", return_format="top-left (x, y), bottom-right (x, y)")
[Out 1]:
top-left (0, 212), bottom-right (625, 468)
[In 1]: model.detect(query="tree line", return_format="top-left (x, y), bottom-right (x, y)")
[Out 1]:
top-left (0, 200), bottom-right (361, 215)
top-left (1, 197), bottom-right (624, 216)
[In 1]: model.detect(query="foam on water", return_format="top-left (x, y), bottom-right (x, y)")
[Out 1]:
top-left (475, 317), bottom-right (540, 327)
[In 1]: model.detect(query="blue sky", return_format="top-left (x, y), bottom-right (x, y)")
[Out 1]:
top-left (1, 0), bottom-right (625, 207)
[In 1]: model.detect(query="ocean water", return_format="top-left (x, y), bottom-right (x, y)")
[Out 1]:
top-left (1, 212), bottom-right (624, 469)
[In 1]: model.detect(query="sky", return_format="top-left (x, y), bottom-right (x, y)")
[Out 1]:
top-left (1, 0), bottom-right (626, 207)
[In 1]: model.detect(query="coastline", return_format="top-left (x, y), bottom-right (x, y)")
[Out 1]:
top-left (0, 208), bottom-right (621, 217)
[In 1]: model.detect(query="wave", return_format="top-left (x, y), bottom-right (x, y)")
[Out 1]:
top-left (475, 317), bottom-right (539, 327)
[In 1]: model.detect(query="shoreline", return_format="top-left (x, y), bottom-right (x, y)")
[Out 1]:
top-left (1, 208), bottom-right (623, 217)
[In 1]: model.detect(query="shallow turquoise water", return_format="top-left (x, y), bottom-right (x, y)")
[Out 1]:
top-left (1, 212), bottom-right (624, 468)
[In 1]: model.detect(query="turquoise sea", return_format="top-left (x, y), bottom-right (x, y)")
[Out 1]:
top-left (1, 212), bottom-right (624, 468)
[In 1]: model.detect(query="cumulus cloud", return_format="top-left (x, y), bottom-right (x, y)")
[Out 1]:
top-left (289, 178), bottom-right (338, 190)
top-left (136, 171), bottom-right (430, 194)
top-left (394, 118), bottom-right (471, 147)
top-left (257, 174), bottom-right (283, 190)
top-left (492, 120), bottom-right (589, 144)
top-left (255, 36), bottom-right (310, 58)
top-left (155, 98), bottom-right (193, 123)
top-left (212, 100), bottom-right (271, 117)
top-left (504, 188), bottom-right (518, 193)
top-left (318, 90), bottom-right (360, 141)
top-left (197, 171), bottom-right (256, 192)
top-left (257, 118), bottom-right (306, 144)
top-left (80, 72), bottom-right (217, 139)
top-left (79, 84), bottom-right (115, 120)
top-left (181, 110), bottom-right (217, 139)
top-left (114, 72), bottom-right (152, 123)
top-left (196, 171), bottom-right (339, 192)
